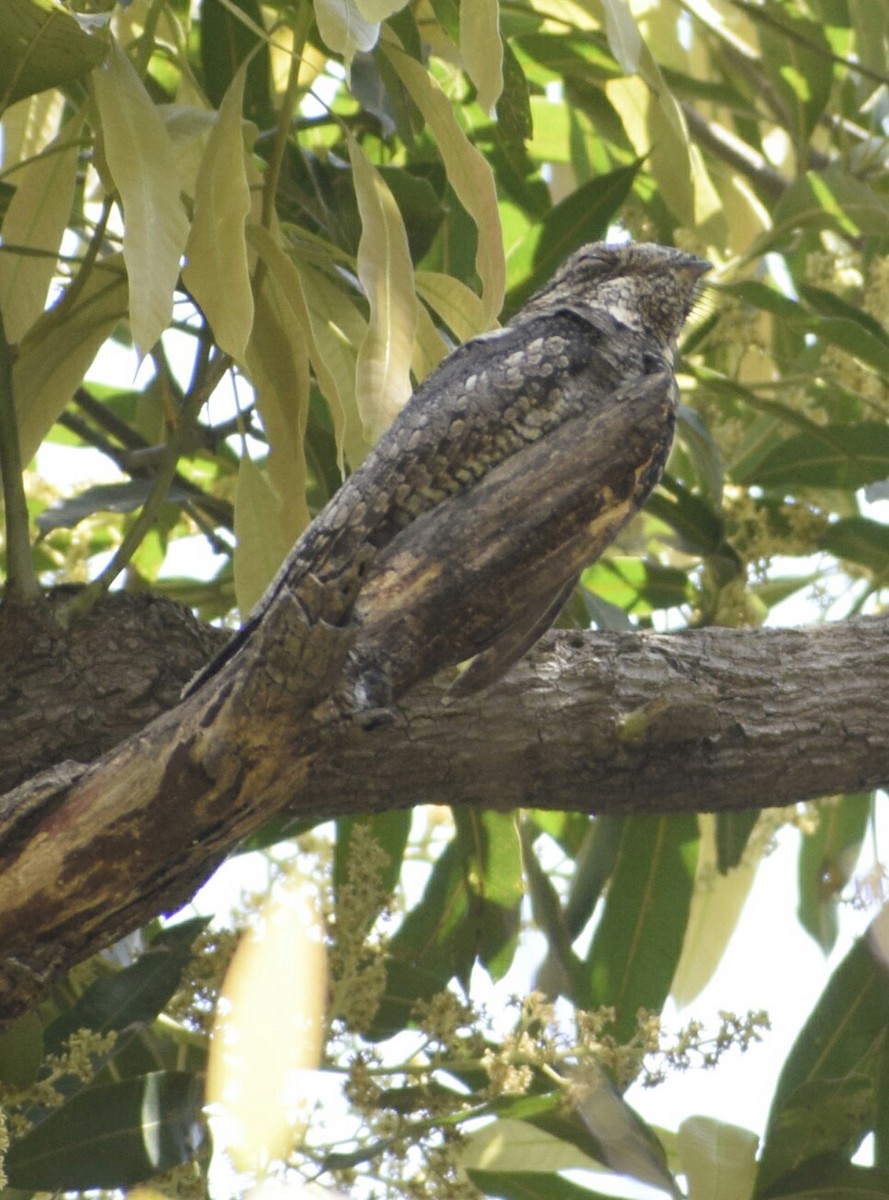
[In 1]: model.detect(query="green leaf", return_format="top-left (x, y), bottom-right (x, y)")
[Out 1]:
top-left (454, 808), bottom-right (523, 981)
top-left (754, 1157), bottom-right (889, 1198)
top-left (232, 454), bottom-right (293, 615)
top-left (715, 810), bottom-right (759, 873)
top-left (44, 932), bottom-right (202, 1057)
top-left (416, 269), bottom-right (490, 343)
top-left (507, 163), bottom-right (640, 312)
top-left (677, 404), bottom-right (724, 502)
top-left (315, 0), bottom-right (379, 65)
top-left (583, 814), bottom-right (699, 1037)
top-left (462, 1111), bottom-right (606, 1179)
top-left (798, 795), bottom-right (871, 955)
top-left (580, 558), bottom-right (693, 616)
top-left (757, 5), bottom-right (833, 142)
top-left (467, 1168), bottom-right (617, 1199)
top-left (0, 0), bottom-right (105, 106)
top-left (646, 476), bottom-right (728, 557)
top-left (564, 815), bottom-right (626, 939)
top-left (200, 0), bottom-right (271, 123)
top-left (355, 0), bottom-right (409, 19)
top-left (14, 255), bottom-right (129, 465)
top-left (369, 812), bottom-right (522, 1033)
top-left (242, 239), bottom-right (313, 551)
top-left (734, 423), bottom-right (889, 489)
top-left (764, 934), bottom-right (889, 1135)
top-left (571, 1065), bottom-right (680, 1195)
top-left (768, 169), bottom-right (889, 245)
top-left (6, 1071), bottom-right (206, 1189)
top-left (37, 480), bottom-right (197, 533)
top-left (758, 1076), bottom-right (874, 1194)
top-left (601, 0), bottom-right (642, 73)
top-left (819, 517), bottom-right (889, 575)
top-left (0, 1010), bottom-right (43, 1088)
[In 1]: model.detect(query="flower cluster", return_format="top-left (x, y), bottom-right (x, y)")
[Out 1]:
top-left (0, 1028), bottom-right (117, 1139)
top-left (328, 822), bottom-right (395, 1033)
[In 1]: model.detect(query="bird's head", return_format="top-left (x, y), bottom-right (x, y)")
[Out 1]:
top-left (525, 240), bottom-right (712, 354)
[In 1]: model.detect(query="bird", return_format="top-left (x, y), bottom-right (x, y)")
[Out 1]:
top-left (186, 241), bottom-right (710, 710)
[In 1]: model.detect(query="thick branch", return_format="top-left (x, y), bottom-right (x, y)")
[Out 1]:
top-left (1, 603), bottom-right (888, 1018)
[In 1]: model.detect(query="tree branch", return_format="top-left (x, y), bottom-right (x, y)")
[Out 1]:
top-left (1, 594), bottom-right (888, 1018)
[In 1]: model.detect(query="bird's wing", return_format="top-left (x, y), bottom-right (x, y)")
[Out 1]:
top-left (447, 574), bottom-right (579, 697)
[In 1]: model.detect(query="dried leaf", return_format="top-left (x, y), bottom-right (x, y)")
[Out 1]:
top-left (92, 39), bottom-right (190, 355)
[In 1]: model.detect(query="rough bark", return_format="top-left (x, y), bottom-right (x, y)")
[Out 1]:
top-left (0, 589), bottom-right (228, 794)
top-left (1, 586), bottom-right (888, 1019)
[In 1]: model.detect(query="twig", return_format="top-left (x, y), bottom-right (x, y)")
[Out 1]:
top-left (60, 354), bottom-right (233, 622)
top-left (0, 310), bottom-right (39, 604)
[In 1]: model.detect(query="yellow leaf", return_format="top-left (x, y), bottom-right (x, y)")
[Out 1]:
top-left (313, 0), bottom-right (379, 67)
top-left (0, 90), bottom-right (64, 169)
top-left (14, 256), bottom-right (128, 465)
top-left (207, 875), bottom-right (327, 1173)
top-left (355, 0), bottom-right (408, 18)
top-left (460, 0), bottom-right (503, 115)
top-left (0, 114), bottom-right (83, 343)
top-left (348, 133), bottom-right (417, 442)
top-left (92, 39), bottom-right (190, 355)
top-left (232, 455), bottom-right (293, 615)
top-left (670, 815), bottom-right (762, 1007)
top-left (412, 297), bottom-right (448, 383)
top-left (248, 224), bottom-right (364, 473)
top-left (243, 261), bottom-right (311, 554)
top-left (383, 38), bottom-right (505, 324)
top-left (416, 269), bottom-right (493, 344)
top-left (291, 254), bottom-right (371, 470)
top-left (601, 0), bottom-right (642, 73)
top-left (678, 1116), bottom-right (759, 1200)
top-left (158, 103), bottom-right (217, 199)
top-left (182, 67), bottom-right (254, 360)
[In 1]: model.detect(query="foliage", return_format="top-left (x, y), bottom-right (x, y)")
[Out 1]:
top-left (1, 0), bottom-right (889, 1196)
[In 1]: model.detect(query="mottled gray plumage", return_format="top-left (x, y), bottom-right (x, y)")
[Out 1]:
top-left (187, 241), bottom-right (710, 703)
